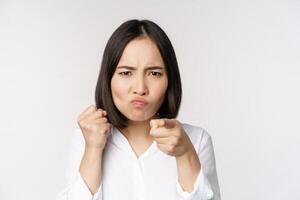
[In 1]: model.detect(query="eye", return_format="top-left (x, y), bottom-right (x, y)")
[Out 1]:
top-left (118, 71), bottom-right (132, 76)
top-left (150, 71), bottom-right (163, 77)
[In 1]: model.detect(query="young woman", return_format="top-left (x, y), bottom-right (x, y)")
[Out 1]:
top-left (56, 19), bottom-right (221, 200)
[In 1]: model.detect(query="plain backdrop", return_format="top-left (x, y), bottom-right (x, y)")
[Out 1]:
top-left (0, 0), bottom-right (299, 200)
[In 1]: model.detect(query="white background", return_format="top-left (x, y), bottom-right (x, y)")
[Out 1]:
top-left (0, 0), bottom-right (299, 199)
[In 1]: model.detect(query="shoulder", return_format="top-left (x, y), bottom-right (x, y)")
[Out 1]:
top-left (180, 122), bottom-right (212, 153)
top-left (181, 122), bottom-right (211, 141)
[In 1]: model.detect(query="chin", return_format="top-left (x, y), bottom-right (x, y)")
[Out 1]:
top-left (128, 115), bottom-right (149, 122)
top-left (125, 111), bottom-right (153, 122)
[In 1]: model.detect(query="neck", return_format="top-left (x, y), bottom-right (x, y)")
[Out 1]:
top-left (118, 116), bottom-right (159, 141)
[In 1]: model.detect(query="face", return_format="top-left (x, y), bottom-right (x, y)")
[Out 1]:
top-left (111, 36), bottom-right (168, 123)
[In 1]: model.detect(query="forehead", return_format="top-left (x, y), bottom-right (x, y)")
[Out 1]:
top-left (117, 36), bottom-right (165, 67)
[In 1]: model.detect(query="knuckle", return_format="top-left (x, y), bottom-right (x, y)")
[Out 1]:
top-left (82, 122), bottom-right (92, 130)
top-left (173, 137), bottom-right (179, 144)
top-left (170, 142), bottom-right (176, 147)
top-left (96, 110), bottom-right (103, 115)
top-left (89, 105), bottom-right (97, 111)
top-left (174, 131), bottom-right (181, 137)
top-left (167, 146), bottom-right (174, 153)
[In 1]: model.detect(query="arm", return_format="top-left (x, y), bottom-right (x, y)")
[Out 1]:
top-left (175, 130), bottom-right (221, 200)
top-left (55, 128), bottom-right (103, 200)
top-left (56, 105), bottom-right (110, 200)
top-left (149, 120), bottom-right (220, 199)
top-left (79, 147), bottom-right (103, 195)
top-left (176, 140), bottom-right (201, 192)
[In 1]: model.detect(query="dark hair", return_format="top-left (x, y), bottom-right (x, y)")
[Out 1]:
top-left (95, 19), bottom-right (182, 128)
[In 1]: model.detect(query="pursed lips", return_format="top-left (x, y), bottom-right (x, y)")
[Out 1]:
top-left (131, 99), bottom-right (148, 106)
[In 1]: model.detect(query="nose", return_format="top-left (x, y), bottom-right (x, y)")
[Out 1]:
top-left (133, 75), bottom-right (148, 95)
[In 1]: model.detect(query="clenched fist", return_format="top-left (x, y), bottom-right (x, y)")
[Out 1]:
top-left (77, 105), bottom-right (112, 151)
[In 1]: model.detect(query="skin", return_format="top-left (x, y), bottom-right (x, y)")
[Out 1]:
top-left (110, 36), bottom-right (168, 152)
top-left (78, 36), bottom-right (201, 194)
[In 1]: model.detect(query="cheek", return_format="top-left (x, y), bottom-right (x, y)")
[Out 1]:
top-left (111, 77), bottom-right (128, 101)
top-left (152, 79), bottom-right (168, 101)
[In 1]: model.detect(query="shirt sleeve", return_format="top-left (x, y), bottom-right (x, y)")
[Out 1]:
top-left (176, 129), bottom-right (221, 200)
top-left (55, 127), bottom-right (103, 200)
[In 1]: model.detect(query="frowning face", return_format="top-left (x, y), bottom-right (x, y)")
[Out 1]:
top-left (111, 36), bottom-right (168, 123)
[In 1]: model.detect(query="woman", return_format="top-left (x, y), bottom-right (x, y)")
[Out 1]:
top-left (56, 19), bottom-right (221, 200)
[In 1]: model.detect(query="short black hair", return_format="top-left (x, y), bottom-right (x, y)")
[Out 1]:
top-left (95, 19), bottom-right (182, 128)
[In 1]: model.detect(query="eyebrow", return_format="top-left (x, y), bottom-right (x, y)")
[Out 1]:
top-left (116, 65), bottom-right (165, 70)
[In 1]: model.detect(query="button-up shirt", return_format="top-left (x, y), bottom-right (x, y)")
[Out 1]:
top-left (56, 123), bottom-right (221, 200)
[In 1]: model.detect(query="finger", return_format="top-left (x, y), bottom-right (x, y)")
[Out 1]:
top-left (95, 108), bottom-right (107, 116)
top-left (150, 119), bottom-right (164, 128)
top-left (153, 137), bottom-right (170, 144)
top-left (102, 110), bottom-right (107, 116)
top-left (150, 118), bottom-right (176, 129)
top-left (84, 105), bottom-right (97, 114)
top-left (78, 105), bottom-right (97, 121)
top-left (87, 109), bottom-right (107, 120)
top-left (93, 116), bottom-right (108, 124)
top-left (156, 143), bottom-right (171, 153)
top-left (93, 121), bottom-right (112, 136)
top-left (96, 108), bottom-right (107, 116)
top-left (161, 119), bottom-right (177, 129)
top-left (94, 119), bottom-right (111, 128)
top-left (150, 127), bottom-right (170, 138)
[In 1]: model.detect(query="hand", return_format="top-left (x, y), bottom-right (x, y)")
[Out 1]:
top-left (149, 119), bottom-right (193, 157)
top-left (77, 105), bottom-right (112, 151)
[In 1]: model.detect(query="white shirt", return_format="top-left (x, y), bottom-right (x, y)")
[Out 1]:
top-left (56, 123), bottom-right (221, 200)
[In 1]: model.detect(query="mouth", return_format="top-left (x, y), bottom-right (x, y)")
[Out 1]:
top-left (131, 100), bottom-right (148, 107)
